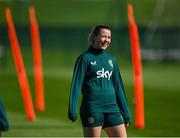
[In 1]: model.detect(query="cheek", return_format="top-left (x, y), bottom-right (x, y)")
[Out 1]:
top-left (96, 38), bottom-right (103, 44)
top-left (100, 38), bottom-right (105, 42)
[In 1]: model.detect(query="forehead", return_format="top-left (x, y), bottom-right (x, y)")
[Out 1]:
top-left (99, 28), bottom-right (111, 35)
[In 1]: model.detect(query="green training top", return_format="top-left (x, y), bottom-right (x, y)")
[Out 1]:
top-left (68, 47), bottom-right (131, 124)
top-left (0, 97), bottom-right (9, 131)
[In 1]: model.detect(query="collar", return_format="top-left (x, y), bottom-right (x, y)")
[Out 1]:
top-left (88, 46), bottom-right (104, 54)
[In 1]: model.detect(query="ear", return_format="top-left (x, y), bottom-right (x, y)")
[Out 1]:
top-left (91, 34), bottom-right (96, 42)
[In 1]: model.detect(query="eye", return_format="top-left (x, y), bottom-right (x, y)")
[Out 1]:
top-left (101, 35), bottom-right (106, 38)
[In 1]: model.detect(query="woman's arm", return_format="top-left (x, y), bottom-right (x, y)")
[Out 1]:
top-left (68, 55), bottom-right (87, 122)
top-left (112, 58), bottom-right (131, 125)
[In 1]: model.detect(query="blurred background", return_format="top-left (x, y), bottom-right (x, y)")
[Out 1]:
top-left (0, 0), bottom-right (180, 136)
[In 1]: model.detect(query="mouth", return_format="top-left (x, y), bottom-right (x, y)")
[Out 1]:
top-left (101, 41), bottom-right (110, 47)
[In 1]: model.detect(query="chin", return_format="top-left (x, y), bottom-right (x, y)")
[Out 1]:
top-left (101, 47), bottom-right (106, 50)
top-left (101, 45), bottom-right (108, 50)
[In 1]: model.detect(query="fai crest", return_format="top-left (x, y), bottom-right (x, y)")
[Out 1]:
top-left (108, 60), bottom-right (113, 68)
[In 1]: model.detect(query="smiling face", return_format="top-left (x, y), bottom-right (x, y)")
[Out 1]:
top-left (92, 28), bottom-right (111, 50)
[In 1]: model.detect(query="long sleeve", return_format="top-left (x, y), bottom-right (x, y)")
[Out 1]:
top-left (0, 97), bottom-right (9, 131)
top-left (68, 55), bottom-right (87, 121)
top-left (112, 59), bottom-right (131, 124)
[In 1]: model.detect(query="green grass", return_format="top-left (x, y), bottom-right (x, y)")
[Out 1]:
top-left (3, 112), bottom-right (83, 137)
top-left (0, 48), bottom-right (180, 137)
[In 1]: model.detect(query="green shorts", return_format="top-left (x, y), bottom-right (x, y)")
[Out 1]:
top-left (80, 112), bottom-right (124, 128)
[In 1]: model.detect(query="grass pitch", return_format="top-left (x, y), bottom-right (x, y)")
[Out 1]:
top-left (0, 48), bottom-right (180, 137)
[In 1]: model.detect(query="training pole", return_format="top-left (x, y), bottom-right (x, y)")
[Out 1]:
top-left (5, 8), bottom-right (36, 121)
top-left (128, 4), bottom-right (145, 129)
top-left (29, 6), bottom-right (44, 112)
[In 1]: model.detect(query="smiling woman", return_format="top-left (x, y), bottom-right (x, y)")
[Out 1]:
top-left (68, 24), bottom-right (131, 137)
top-left (88, 25), bottom-right (111, 50)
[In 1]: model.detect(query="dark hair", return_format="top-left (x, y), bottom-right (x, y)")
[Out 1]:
top-left (88, 24), bottom-right (111, 45)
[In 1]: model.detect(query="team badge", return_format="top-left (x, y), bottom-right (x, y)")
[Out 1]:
top-left (88, 117), bottom-right (95, 124)
top-left (90, 61), bottom-right (97, 65)
top-left (108, 59), bottom-right (113, 68)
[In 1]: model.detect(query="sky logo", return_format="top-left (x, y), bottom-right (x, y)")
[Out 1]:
top-left (96, 68), bottom-right (112, 80)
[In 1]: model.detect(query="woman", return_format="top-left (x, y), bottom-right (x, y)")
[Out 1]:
top-left (68, 24), bottom-right (131, 137)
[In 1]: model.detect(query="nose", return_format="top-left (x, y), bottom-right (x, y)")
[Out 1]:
top-left (104, 36), bottom-right (108, 41)
top-left (105, 37), bottom-right (110, 43)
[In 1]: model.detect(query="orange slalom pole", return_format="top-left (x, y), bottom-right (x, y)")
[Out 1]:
top-left (5, 8), bottom-right (36, 121)
top-left (128, 4), bottom-right (145, 129)
top-left (29, 6), bottom-right (44, 112)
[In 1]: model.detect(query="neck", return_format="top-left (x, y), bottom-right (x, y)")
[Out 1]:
top-left (89, 46), bottom-right (104, 54)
